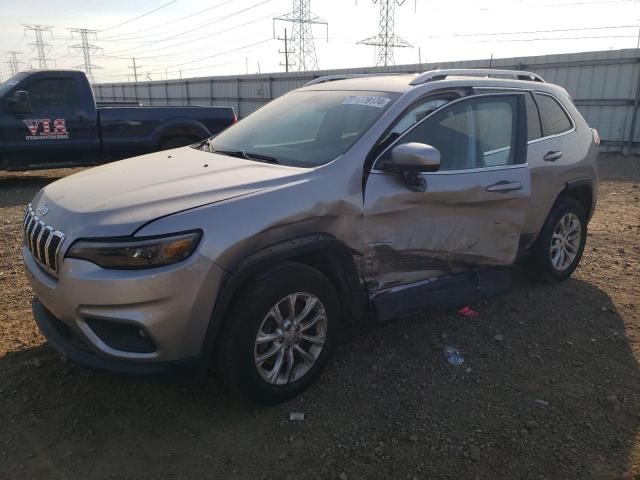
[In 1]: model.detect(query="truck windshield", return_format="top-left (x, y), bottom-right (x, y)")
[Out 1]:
top-left (203, 90), bottom-right (398, 167)
top-left (0, 72), bottom-right (28, 98)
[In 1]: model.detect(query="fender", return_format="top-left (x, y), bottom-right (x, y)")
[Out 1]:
top-left (194, 233), bottom-right (367, 380)
top-left (150, 116), bottom-right (211, 149)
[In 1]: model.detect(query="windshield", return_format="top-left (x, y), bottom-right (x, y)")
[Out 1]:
top-left (202, 90), bottom-right (398, 167)
top-left (0, 72), bottom-right (28, 98)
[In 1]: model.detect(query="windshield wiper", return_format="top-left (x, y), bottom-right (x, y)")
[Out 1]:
top-left (212, 149), bottom-right (280, 164)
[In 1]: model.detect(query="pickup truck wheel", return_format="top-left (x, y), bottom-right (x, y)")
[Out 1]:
top-left (216, 262), bottom-right (340, 404)
top-left (159, 136), bottom-right (197, 150)
top-left (525, 196), bottom-right (587, 283)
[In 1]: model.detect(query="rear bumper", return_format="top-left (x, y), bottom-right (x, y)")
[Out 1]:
top-left (32, 297), bottom-right (201, 377)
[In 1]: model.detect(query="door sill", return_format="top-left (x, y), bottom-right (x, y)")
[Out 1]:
top-left (371, 267), bottom-right (511, 321)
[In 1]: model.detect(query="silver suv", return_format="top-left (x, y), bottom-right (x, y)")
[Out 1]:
top-left (24, 69), bottom-right (599, 403)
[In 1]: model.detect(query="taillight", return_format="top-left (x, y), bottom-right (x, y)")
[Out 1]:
top-left (232, 114), bottom-right (238, 124)
top-left (591, 128), bottom-right (601, 146)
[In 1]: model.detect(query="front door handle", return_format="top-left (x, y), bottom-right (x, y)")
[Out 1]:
top-left (543, 151), bottom-right (563, 161)
top-left (485, 181), bottom-right (523, 193)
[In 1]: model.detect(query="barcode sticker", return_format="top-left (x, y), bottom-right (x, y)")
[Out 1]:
top-left (342, 96), bottom-right (391, 108)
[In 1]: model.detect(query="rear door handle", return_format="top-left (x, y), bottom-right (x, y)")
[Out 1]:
top-left (543, 151), bottom-right (563, 161)
top-left (485, 181), bottom-right (523, 193)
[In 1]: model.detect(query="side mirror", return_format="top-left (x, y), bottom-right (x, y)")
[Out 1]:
top-left (6, 90), bottom-right (32, 114)
top-left (384, 142), bottom-right (441, 173)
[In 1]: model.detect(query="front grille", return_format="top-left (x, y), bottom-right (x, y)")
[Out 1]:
top-left (23, 204), bottom-right (65, 274)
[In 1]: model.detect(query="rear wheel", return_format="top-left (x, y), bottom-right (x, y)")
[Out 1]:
top-left (526, 196), bottom-right (587, 283)
top-left (216, 262), bottom-right (340, 404)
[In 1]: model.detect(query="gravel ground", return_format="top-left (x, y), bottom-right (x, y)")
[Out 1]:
top-left (0, 154), bottom-right (639, 480)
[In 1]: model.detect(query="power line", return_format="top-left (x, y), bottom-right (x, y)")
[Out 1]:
top-left (274, 0), bottom-right (327, 71)
top-left (101, 0), bottom-right (233, 40)
top-left (99, 0), bottom-right (179, 32)
top-left (68, 28), bottom-right (103, 83)
top-left (414, 24), bottom-right (639, 38)
top-left (475, 34), bottom-right (639, 43)
top-left (357, 0), bottom-right (412, 67)
top-left (145, 38), bottom-right (272, 73)
top-left (107, 0), bottom-right (276, 54)
top-left (23, 24), bottom-right (54, 69)
top-left (105, 8), bottom-right (285, 59)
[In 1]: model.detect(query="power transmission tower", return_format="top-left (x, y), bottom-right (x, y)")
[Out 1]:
top-left (357, 0), bottom-right (412, 67)
top-left (5, 51), bottom-right (23, 75)
top-left (277, 28), bottom-right (295, 72)
top-left (129, 57), bottom-right (142, 83)
top-left (68, 28), bottom-right (103, 83)
top-left (22, 24), bottom-right (54, 69)
top-left (273, 0), bottom-right (327, 71)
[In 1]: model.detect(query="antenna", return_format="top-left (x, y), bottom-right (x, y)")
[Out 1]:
top-left (274, 0), bottom-right (328, 71)
top-left (22, 24), bottom-right (54, 69)
top-left (68, 28), bottom-right (103, 83)
top-left (357, 0), bottom-right (412, 67)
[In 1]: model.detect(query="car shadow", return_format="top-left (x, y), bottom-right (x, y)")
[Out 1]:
top-left (0, 272), bottom-right (638, 479)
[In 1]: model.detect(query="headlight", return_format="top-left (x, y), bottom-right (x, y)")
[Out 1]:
top-left (66, 231), bottom-right (202, 269)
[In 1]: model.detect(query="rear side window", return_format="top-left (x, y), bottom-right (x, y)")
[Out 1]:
top-left (535, 93), bottom-right (572, 136)
top-left (525, 93), bottom-right (542, 141)
top-left (25, 78), bottom-right (77, 111)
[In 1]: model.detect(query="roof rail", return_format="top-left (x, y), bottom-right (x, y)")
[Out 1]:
top-left (410, 69), bottom-right (545, 85)
top-left (304, 73), bottom-right (403, 87)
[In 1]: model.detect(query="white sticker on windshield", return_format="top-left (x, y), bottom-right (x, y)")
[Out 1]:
top-left (342, 95), bottom-right (390, 108)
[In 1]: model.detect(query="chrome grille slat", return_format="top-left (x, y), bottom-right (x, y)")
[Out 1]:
top-left (23, 204), bottom-right (65, 275)
top-left (43, 227), bottom-right (54, 266)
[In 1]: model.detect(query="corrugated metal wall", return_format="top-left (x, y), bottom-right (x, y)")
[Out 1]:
top-left (94, 48), bottom-right (640, 152)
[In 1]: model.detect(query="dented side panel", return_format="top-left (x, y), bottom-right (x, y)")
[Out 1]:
top-left (362, 165), bottom-right (531, 292)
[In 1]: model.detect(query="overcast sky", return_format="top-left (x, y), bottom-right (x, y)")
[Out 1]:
top-left (0, 0), bottom-right (639, 83)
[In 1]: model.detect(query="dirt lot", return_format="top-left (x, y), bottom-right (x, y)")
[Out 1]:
top-left (1, 154), bottom-right (639, 480)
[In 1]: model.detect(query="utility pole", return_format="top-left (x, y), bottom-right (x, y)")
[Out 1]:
top-left (68, 28), bottom-right (103, 83)
top-left (278, 28), bottom-right (294, 72)
top-left (22, 24), bottom-right (54, 69)
top-left (274, 0), bottom-right (327, 71)
top-left (129, 57), bottom-right (141, 82)
top-left (357, 0), bottom-right (412, 67)
top-left (5, 51), bottom-right (23, 75)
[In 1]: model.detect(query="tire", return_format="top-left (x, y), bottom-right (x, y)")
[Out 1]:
top-left (216, 262), bottom-right (340, 404)
top-left (158, 136), bottom-right (197, 151)
top-left (525, 196), bottom-right (587, 283)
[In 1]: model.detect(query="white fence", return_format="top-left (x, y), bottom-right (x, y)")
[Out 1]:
top-left (94, 48), bottom-right (640, 153)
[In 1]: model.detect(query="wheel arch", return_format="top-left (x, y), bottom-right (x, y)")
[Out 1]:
top-left (152, 117), bottom-right (211, 149)
top-left (195, 233), bottom-right (368, 378)
top-left (557, 177), bottom-right (594, 220)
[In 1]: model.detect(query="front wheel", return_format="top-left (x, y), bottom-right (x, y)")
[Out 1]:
top-left (525, 196), bottom-right (587, 283)
top-left (216, 262), bottom-right (340, 404)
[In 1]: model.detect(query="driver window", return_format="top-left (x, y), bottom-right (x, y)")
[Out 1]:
top-left (388, 95), bottom-right (518, 171)
top-left (390, 97), bottom-right (451, 136)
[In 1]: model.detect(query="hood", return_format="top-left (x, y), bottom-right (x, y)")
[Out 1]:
top-left (32, 147), bottom-right (307, 238)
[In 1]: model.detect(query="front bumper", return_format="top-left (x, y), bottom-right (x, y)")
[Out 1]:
top-left (24, 244), bottom-right (226, 364)
top-left (32, 298), bottom-right (200, 376)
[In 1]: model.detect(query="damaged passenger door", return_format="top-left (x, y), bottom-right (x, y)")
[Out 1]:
top-left (363, 93), bottom-right (531, 317)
